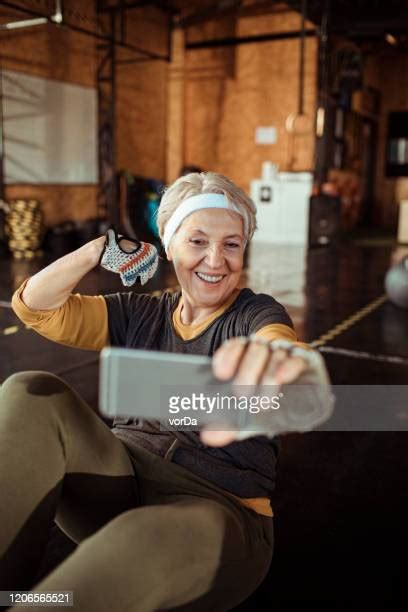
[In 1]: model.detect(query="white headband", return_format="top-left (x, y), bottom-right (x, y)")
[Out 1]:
top-left (162, 193), bottom-right (245, 251)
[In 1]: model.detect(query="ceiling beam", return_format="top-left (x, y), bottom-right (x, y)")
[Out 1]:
top-left (186, 28), bottom-right (316, 50)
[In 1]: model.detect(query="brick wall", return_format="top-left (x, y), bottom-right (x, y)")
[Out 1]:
top-left (179, 11), bottom-right (318, 193)
top-left (1, 1), bottom-right (169, 225)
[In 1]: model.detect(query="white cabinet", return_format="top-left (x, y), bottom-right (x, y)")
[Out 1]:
top-left (250, 172), bottom-right (313, 245)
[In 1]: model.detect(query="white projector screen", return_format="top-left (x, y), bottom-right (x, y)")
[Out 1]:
top-left (2, 70), bottom-right (98, 184)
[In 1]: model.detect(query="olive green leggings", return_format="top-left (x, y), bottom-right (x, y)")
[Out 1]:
top-left (0, 372), bottom-right (273, 612)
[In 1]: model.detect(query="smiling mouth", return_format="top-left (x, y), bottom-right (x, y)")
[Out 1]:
top-left (195, 272), bottom-right (226, 284)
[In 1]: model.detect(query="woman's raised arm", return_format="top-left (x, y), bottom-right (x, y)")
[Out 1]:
top-left (21, 236), bottom-right (106, 310)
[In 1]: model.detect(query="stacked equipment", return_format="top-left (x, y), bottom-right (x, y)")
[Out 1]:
top-left (5, 200), bottom-right (44, 259)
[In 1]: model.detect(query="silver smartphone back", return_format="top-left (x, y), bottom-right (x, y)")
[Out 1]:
top-left (99, 346), bottom-right (216, 419)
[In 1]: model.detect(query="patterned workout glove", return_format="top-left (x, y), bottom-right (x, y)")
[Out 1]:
top-left (232, 339), bottom-right (335, 441)
top-left (100, 228), bottom-right (159, 287)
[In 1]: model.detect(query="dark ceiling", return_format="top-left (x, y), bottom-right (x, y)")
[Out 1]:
top-left (1, 1), bottom-right (408, 34)
top-left (286, 0), bottom-right (408, 35)
top-left (1, 1), bottom-right (407, 49)
top-left (173, 0), bottom-right (408, 51)
top-left (172, 0), bottom-right (408, 33)
top-left (286, 0), bottom-right (408, 52)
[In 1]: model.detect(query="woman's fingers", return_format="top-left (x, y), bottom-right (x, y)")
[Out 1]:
top-left (207, 337), bottom-right (312, 446)
top-left (260, 348), bottom-right (289, 384)
top-left (212, 337), bottom-right (248, 380)
top-left (232, 340), bottom-right (270, 386)
top-left (259, 347), bottom-right (292, 386)
top-left (213, 337), bottom-right (309, 387)
top-left (262, 354), bottom-right (307, 386)
top-left (213, 337), bottom-right (272, 384)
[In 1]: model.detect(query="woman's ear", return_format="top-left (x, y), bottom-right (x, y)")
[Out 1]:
top-left (166, 246), bottom-right (173, 262)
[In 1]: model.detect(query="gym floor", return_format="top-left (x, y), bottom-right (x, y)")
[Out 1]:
top-left (1, 239), bottom-right (408, 610)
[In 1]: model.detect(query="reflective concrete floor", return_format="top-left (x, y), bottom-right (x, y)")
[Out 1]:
top-left (1, 239), bottom-right (408, 610)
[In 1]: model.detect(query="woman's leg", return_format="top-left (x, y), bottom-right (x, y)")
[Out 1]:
top-left (14, 441), bottom-right (273, 612)
top-left (0, 371), bottom-right (139, 590)
top-left (18, 497), bottom-right (272, 612)
top-left (1, 372), bottom-right (272, 611)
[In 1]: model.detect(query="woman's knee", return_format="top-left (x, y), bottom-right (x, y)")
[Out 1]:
top-left (0, 371), bottom-right (72, 422)
top-left (2, 371), bottom-right (68, 396)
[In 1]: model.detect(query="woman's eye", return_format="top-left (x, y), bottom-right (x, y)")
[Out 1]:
top-left (225, 242), bottom-right (240, 249)
top-left (190, 239), bottom-right (206, 246)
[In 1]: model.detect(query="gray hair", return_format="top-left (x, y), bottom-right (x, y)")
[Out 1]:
top-left (157, 171), bottom-right (257, 245)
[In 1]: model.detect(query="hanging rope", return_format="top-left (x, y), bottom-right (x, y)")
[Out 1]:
top-left (284, 0), bottom-right (315, 170)
top-left (285, 0), bottom-right (311, 134)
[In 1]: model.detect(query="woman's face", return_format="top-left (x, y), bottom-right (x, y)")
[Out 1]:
top-left (167, 208), bottom-right (245, 309)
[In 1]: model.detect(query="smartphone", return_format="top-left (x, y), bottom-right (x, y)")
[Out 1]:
top-left (99, 346), bottom-right (335, 435)
top-left (99, 346), bottom-right (225, 421)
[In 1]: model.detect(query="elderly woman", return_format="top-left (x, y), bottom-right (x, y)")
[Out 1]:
top-left (1, 172), bottom-right (331, 611)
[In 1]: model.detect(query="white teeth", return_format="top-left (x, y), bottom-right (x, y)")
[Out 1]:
top-left (196, 272), bottom-right (224, 283)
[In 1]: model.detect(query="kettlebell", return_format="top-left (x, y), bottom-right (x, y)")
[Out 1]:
top-left (385, 257), bottom-right (408, 308)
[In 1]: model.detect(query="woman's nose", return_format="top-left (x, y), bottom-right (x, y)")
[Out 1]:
top-left (205, 243), bottom-right (225, 268)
